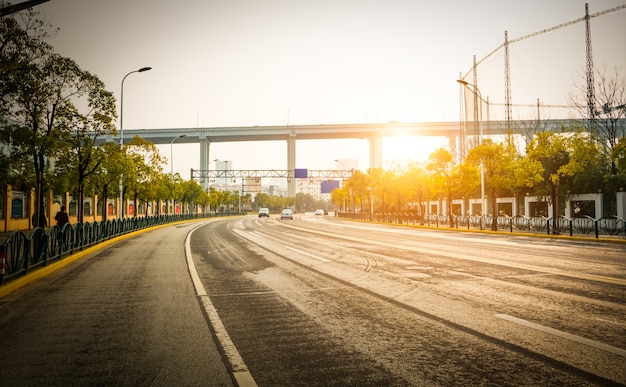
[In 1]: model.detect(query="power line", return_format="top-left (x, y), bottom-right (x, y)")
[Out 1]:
top-left (0, 0), bottom-right (50, 17)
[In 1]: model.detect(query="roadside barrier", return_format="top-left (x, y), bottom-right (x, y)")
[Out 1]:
top-left (337, 211), bottom-right (626, 239)
top-left (0, 212), bottom-right (241, 286)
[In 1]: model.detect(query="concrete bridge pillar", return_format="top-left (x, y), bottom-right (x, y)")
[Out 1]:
top-left (199, 137), bottom-right (210, 191)
top-left (287, 135), bottom-right (296, 197)
top-left (369, 135), bottom-right (383, 169)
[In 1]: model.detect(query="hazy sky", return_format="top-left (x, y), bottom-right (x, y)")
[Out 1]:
top-left (33, 0), bottom-right (626, 174)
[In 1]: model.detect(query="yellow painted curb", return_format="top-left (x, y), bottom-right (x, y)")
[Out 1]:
top-left (0, 219), bottom-right (208, 299)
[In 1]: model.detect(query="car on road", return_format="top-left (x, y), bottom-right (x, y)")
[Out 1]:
top-left (314, 209), bottom-right (324, 216)
top-left (280, 209), bottom-right (293, 220)
top-left (259, 208), bottom-right (270, 217)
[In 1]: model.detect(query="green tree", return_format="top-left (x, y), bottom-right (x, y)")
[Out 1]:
top-left (1, 5), bottom-right (54, 191)
top-left (1, 9), bottom-right (115, 226)
top-left (87, 142), bottom-right (124, 221)
top-left (525, 131), bottom-right (593, 229)
top-left (368, 167), bottom-right (396, 214)
top-left (343, 169), bottom-right (368, 211)
top-left (124, 136), bottom-right (166, 216)
top-left (180, 179), bottom-right (207, 214)
top-left (466, 139), bottom-right (518, 229)
top-left (613, 138), bottom-right (626, 181)
top-left (330, 187), bottom-right (349, 211)
top-left (53, 63), bottom-right (117, 223)
top-left (254, 192), bottom-right (271, 210)
top-left (399, 162), bottom-right (431, 217)
top-left (426, 148), bottom-right (456, 226)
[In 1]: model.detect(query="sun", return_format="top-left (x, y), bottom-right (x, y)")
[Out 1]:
top-left (383, 136), bottom-right (448, 167)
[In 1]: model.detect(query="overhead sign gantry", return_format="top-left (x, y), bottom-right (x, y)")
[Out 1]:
top-left (191, 168), bottom-right (354, 181)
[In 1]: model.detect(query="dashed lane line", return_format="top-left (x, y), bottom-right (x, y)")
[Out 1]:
top-left (283, 245), bottom-right (331, 263)
top-left (495, 313), bottom-right (626, 357)
top-left (274, 221), bottom-right (626, 287)
top-left (185, 222), bottom-right (258, 387)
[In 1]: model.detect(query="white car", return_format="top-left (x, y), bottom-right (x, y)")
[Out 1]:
top-left (280, 209), bottom-right (293, 220)
top-left (314, 209), bottom-right (324, 216)
top-left (258, 208), bottom-right (270, 217)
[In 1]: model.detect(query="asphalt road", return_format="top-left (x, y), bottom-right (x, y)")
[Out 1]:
top-left (0, 222), bottom-right (233, 386)
top-left (190, 213), bottom-right (626, 386)
top-left (0, 215), bottom-right (624, 386)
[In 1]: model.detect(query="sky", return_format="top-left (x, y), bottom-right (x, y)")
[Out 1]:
top-left (28, 0), bottom-right (626, 176)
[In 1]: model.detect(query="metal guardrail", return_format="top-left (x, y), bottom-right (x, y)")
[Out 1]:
top-left (0, 212), bottom-right (241, 286)
top-left (337, 212), bottom-right (626, 239)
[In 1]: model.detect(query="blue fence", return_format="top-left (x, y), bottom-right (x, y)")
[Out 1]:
top-left (0, 212), bottom-right (241, 286)
top-left (338, 211), bottom-right (626, 239)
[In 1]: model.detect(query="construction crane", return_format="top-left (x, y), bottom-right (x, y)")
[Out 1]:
top-left (462, 3), bottom-right (626, 124)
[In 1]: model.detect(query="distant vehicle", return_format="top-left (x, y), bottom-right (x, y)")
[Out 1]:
top-left (259, 208), bottom-right (270, 217)
top-left (280, 209), bottom-right (293, 220)
top-left (314, 209), bottom-right (324, 216)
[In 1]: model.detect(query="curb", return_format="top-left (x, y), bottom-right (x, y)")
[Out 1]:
top-left (0, 220), bottom-right (192, 299)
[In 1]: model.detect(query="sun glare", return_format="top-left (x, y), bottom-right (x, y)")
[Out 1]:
top-left (383, 136), bottom-right (448, 167)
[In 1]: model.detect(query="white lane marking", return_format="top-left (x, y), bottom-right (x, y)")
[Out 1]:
top-left (276, 221), bottom-right (626, 286)
top-left (495, 313), bottom-right (626, 357)
top-left (283, 245), bottom-right (331, 262)
top-left (595, 317), bottom-right (626, 328)
top-left (185, 223), bottom-right (258, 387)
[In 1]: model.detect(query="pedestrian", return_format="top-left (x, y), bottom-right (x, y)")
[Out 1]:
top-left (55, 206), bottom-right (69, 228)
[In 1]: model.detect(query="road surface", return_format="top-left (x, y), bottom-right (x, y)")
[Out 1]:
top-left (190, 213), bottom-right (625, 386)
top-left (1, 214), bottom-right (624, 386)
top-left (0, 222), bottom-right (234, 386)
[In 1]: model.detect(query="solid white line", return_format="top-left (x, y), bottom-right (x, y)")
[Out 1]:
top-left (283, 245), bottom-right (331, 262)
top-left (495, 313), bottom-right (626, 357)
top-left (185, 223), bottom-right (258, 387)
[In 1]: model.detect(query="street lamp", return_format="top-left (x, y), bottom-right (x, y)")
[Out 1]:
top-left (170, 134), bottom-right (186, 177)
top-left (170, 134), bottom-right (186, 214)
top-left (457, 79), bottom-right (486, 218)
top-left (118, 66), bottom-right (152, 219)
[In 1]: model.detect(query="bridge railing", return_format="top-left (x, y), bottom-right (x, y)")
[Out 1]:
top-left (0, 212), bottom-right (242, 286)
top-left (336, 212), bottom-right (626, 240)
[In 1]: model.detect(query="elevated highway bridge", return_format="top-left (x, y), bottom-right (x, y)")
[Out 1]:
top-left (106, 118), bottom-right (620, 196)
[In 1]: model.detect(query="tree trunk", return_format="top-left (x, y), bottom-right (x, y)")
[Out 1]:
top-left (77, 181), bottom-right (84, 224)
top-left (33, 168), bottom-right (47, 228)
top-left (102, 189), bottom-right (108, 221)
top-left (448, 190), bottom-right (454, 227)
top-left (491, 188), bottom-right (498, 231)
top-left (552, 184), bottom-right (559, 235)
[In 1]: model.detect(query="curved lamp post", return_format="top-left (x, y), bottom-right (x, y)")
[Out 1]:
top-left (118, 66), bottom-right (151, 219)
top-left (457, 79), bottom-right (486, 218)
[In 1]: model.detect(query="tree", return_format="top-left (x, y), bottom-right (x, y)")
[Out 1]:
top-left (525, 131), bottom-right (597, 230)
top-left (399, 162), bottom-right (431, 217)
top-left (330, 187), bottom-right (349, 211)
top-left (1, 5), bottom-right (52, 191)
top-left (87, 142), bottom-right (124, 221)
top-left (1, 9), bottom-right (115, 227)
top-left (426, 148), bottom-right (456, 226)
top-left (343, 170), bottom-right (368, 211)
top-left (572, 67), bottom-right (626, 175)
top-left (124, 136), bottom-right (166, 216)
top-left (368, 167), bottom-right (396, 215)
top-left (180, 180), bottom-right (207, 214)
top-left (466, 139), bottom-right (518, 230)
top-left (53, 63), bottom-right (117, 223)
